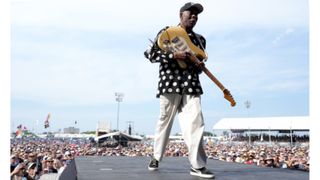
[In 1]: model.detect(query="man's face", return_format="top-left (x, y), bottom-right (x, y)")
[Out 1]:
top-left (28, 154), bottom-right (36, 162)
top-left (180, 8), bottom-right (199, 30)
top-left (10, 157), bottom-right (15, 164)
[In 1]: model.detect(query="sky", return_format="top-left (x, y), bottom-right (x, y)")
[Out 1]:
top-left (9, 0), bottom-right (310, 135)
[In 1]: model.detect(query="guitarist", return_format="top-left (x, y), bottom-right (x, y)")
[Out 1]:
top-left (144, 2), bottom-right (215, 179)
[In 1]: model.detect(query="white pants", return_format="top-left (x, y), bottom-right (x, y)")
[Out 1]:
top-left (153, 94), bottom-right (207, 169)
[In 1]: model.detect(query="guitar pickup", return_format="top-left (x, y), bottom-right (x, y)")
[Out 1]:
top-left (172, 36), bottom-right (180, 43)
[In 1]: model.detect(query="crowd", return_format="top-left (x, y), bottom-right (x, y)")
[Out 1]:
top-left (204, 141), bottom-right (309, 171)
top-left (10, 138), bottom-right (76, 180)
top-left (10, 136), bottom-right (309, 179)
top-left (231, 134), bottom-right (309, 142)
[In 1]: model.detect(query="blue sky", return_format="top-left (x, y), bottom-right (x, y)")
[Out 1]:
top-left (10, 0), bottom-right (309, 135)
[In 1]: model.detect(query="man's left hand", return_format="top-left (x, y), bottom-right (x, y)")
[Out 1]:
top-left (195, 61), bottom-right (205, 69)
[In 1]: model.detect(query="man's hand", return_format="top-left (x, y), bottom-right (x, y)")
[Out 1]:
top-left (173, 51), bottom-right (205, 69)
top-left (195, 61), bottom-right (205, 69)
top-left (173, 51), bottom-right (189, 60)
top-left (11, 163), bottom-right (25, 176)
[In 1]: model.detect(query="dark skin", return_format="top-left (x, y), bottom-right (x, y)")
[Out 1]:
top-left (173, 8), bottom-right (204, 68)
top-left (180, 8), bottom-right (199, 33)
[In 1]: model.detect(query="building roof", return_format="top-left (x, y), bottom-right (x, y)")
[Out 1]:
top-left (95, 131), bottom-right (142, 142)
top-left (213, 116), bottom-right (309, 131)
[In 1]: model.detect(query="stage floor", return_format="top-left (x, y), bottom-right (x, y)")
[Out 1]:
top-left (75, 156), bottom-right (309, 180)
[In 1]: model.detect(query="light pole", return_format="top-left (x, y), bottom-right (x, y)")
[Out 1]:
top-left (244, 100), bottom-right (251, 117)
top-left (115, 92), bottom-right (124, 132)
top-left (244, 100), bottom-right (251, 145)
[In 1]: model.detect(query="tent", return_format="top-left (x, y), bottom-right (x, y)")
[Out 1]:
top-left (213, 116), bottom-right (309, 132)
top-left (95, 131), bottom-right (142, 147)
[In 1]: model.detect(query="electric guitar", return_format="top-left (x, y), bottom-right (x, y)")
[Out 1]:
top-left (157, 26), bottom-right (236, 107)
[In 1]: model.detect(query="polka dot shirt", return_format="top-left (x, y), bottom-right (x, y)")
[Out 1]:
top-left (145, 27), bottom-right (206, 98)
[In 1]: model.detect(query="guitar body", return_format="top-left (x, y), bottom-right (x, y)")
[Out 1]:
top-left (157, 26), bottom-right (207, 69)
top-left (156, 26), bottom-right (236, 107)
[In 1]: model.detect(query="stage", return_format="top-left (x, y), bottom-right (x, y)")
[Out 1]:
top-left (75, 156), bottom-right (309, 180)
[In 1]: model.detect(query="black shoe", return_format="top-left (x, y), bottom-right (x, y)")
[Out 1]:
top-left (190, 167), bottom-right (215, 179)
top-left (148, 158), bottom-right (159, 171)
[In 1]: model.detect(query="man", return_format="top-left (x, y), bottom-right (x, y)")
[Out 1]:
top-left (144, 2), bottom-right (215, 179)
top-left (43, 157), bottom-right (58, 173)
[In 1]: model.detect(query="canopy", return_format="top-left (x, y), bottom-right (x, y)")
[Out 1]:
top-left (213, 116), bottom-right (309, 132)
top-left (95, 131), bottom-right (142, 142)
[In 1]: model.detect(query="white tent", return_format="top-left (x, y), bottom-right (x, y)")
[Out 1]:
top-left (94, 131), bottom-right (142, 142)
top-left (213, 116), bottom-right (309, 131)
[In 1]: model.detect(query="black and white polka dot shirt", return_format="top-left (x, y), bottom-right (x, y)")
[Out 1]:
top-left (145, 26), bottom-right (206, 98)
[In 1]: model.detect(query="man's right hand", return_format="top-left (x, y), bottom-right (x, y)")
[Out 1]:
top-left (173, 51), bottom-right (190, 60)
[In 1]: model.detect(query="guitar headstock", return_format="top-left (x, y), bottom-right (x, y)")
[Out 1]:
top-left (223, 89), bottom-right (236, 107)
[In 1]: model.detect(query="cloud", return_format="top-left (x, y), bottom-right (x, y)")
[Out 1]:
top-left (263, 80), bottom-right (308, 92)
top-left (11, 36), bottom-right (158, 106)
top-left (11, 0), bottom-right (308, 34)
top-left (272, 28), bottom-right (295, 44)
top-left (202, 27), bottom-right (308, 98)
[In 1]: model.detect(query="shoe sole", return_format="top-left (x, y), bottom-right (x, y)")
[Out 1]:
top-left (190, 171), bottom-right (215, 179)
top-left (148, 167), bottom-right (158, 171)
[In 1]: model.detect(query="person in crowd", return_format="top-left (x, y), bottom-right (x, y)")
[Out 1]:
top-left (10, 162), bottom-right (27, 180)
top-left (42, 157), bottom-right (58, 174)
top-left (11, 154), bottom-right (23, 173)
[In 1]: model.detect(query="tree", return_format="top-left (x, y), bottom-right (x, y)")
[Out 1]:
top-left (203, 131), bottom-right (213, 136)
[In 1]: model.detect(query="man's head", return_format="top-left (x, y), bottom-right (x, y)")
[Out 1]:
top-left (179, 2), bottom-right (203, 32)
top-left (46, 157), bottom-right (54, 167)
top-left (28, 153), bottom-right (36, 162)
top-left (27, 163), bottom-right (37, 177)
top-left (180, 2), bottom-right (203, 14)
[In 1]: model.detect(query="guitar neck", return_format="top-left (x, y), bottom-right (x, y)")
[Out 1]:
top-left (189, 55), bottom-right (226, 91)
top-left (201, 66), bottom-right (225, 91)
top-left (189, 54), bottom-right (236, 107)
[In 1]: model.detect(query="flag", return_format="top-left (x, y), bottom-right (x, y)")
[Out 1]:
top-left (44, 113), bottom-right (51, 129)
top-left (16, 129), bottom-right (23, 138)
top-left (16, 124), bottom-right (23, 137)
